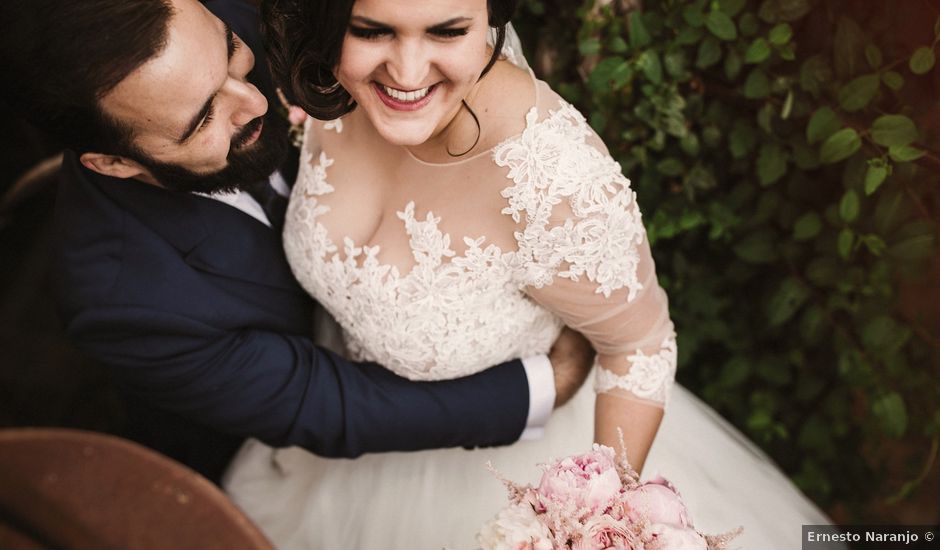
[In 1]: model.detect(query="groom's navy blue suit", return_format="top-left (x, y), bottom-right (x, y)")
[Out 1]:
top-left (52, 0), bottom-right (530, 482)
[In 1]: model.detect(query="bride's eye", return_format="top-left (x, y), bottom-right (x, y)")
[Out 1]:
top-left (348, 26), bottom-right (390, 39)
top-left (430, 27), bottom-right (469, 39)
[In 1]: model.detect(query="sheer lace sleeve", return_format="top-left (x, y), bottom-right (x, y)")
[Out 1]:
top-left (494, 92), bottom-right (677, 409)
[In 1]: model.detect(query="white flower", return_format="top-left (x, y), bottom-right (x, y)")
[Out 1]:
top-left (477, 503), bottom-right (553, 550)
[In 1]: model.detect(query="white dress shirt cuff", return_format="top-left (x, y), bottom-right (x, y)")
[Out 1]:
top-left (519, 354), bottom-right (555, 441)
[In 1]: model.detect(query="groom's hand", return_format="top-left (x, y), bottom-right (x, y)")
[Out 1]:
top-left (548, 328), bottom-right (595, 408)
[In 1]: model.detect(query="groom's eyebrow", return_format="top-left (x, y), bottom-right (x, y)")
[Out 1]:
top-left (177, 24), bottom-right (238, 144)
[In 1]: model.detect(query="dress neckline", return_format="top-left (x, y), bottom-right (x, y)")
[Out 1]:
top-left (402, 68), bottom-right (541, 168)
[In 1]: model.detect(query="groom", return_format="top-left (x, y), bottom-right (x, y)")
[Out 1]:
top-left (0, 0), bottom-right (594, 482)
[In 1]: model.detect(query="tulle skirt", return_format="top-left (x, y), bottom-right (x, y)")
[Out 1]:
top-left (223, 381), bottom-right (833, 549)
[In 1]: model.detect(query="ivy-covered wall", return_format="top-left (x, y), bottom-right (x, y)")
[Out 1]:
top-left (516, 0), bottom-right (939, 522)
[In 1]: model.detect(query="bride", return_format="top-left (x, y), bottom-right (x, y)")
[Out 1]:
top-left (223, 0), bottom-right (832, 547)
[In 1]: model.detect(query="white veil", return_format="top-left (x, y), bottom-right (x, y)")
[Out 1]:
top-left (490, 22), bottom-right (530, 71)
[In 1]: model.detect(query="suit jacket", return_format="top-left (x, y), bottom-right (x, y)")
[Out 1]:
top-left (51, 0), bottom-right (530, 482)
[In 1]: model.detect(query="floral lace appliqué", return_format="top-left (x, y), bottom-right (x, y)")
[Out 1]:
top-left (493, 103), bottom-right (645, 301)
top-left (283, 146), bottom-right (562, 382)
top-left (594, 336), bottom-right (677, 404)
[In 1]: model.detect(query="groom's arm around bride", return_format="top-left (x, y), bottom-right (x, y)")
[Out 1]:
top-left (0, 0), bottom-right (594, 482)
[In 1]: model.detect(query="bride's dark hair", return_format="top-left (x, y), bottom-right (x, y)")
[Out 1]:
top-left (261, 0), bottom-right (518, 121)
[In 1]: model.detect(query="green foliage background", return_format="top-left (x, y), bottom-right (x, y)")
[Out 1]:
top-left (517, 0), bottom-right (940, 520)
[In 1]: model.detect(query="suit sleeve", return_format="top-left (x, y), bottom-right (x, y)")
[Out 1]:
top-left (67, 305), bottom-right (530, 457)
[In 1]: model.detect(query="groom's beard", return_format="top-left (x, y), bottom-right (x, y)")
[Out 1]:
top-left (130, 110), bottom-right (289, 195)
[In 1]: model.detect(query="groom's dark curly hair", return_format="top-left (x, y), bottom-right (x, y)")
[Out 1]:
top-left (261, 0), bottom-right (519, 121)
top-left (0, 0), bottom-right (173, 155)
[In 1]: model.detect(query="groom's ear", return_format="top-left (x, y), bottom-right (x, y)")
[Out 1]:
top-left (79, 152), bottom-right (148, 180)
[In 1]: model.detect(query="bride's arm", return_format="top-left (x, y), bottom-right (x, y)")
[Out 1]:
top-left (524, 236), bottom-right (675, 472)
top-left (500, 95), bottom-right (676, 473)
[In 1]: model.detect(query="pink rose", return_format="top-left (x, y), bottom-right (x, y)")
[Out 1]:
top-left (644, 523), bottom-right (707, 550)
top-left (621, 475), bottom-right (692, 527)
top-left (571, 514), bottom-right (642, 550)
top-left (537, 445), bottom-right (623, 514)
top-left (477, 503), bottom-right (553, 550)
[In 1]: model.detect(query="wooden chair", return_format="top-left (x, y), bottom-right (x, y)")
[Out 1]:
top-left (0, 428), bottom-right (273, 550)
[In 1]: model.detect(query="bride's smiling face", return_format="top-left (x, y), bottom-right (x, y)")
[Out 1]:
top-left (335, 0), bottom-right (490, 147)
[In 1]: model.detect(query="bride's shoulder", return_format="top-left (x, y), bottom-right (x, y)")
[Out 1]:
top-left (477, 63), bottom-right (605, 152)
top-left (473, 60), bottom-right (541, 148)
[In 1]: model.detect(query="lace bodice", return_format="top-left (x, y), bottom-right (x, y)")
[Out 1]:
top-left (283, 77), bottom-right (677, 405)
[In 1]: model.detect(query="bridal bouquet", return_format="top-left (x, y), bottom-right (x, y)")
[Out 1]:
top-left (477, 444), bottom-right (741, 549)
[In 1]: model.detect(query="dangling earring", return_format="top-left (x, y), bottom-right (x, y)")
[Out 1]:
top-left (446, 99), bottom-right (482, 157)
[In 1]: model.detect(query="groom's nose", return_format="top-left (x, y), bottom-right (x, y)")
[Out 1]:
top-left (228, 79), bottom-right (269, 128)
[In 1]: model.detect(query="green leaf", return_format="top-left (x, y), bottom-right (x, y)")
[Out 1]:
top-left (745, 38), bottom-right (771, 64)
top-left (881, 71), bottom-right (904, 91)
top-left (734, 231), bottom-right (778, 264)
top-left (865, 44), bottom-right (883, 69)
top-left (579, 37), bottom-right (601, 55)
top-left (702, 126), bottom-right (722, 148)
top-left (739, 12), bottom-right (760, 36)
top-left (806, 107), bottom-right (840, 144)
top-left (706, 10), bottom-right (738, 41)
top-left (656, 157), bottom-right (685, 177)
top-left (683, 4), bottom-right (705, 27)
top-left (638, 50), bottom-right (663, 84)
top-left (664, 50), bottom-right (688, 78)
top-left (834, 17), bottom-right (865, 77)
top-left (729, 120), bottom-right (756, 158)
top-left (888, 225), bottom-right (936, 261)
top-left (696, 36), bottom-right (723, 69)
top-left (909, 47), bottom-right (936, 75)
top-left (781, 89), bottom-right (794, 119)
top-left (820, 128), bottom-right (861, 164)
top-left (888, 144), bottom-right (925, 162)
top-left (875, 189), bottom-right (910, 235)
top-left (769, 23), bottom-right (793, 45)
top-left (837, 228), bottom-right (855, 259)
top-left (680, 133), bottom-right (701, 156)
top-left (629, 13), bottom-right (651, 48)
top-left (768, 278), bottom-right (811, 327)
top-left (859, 234), bottom-right (887, 256)
top-left (744, 69), bottom-right (771, 98)
top-left (864, 163), bottom-right (889, 195)
top-left (870, 115), bottom-right (918, 147)
top-left (800, 55), bottom-right (832, 96)
top-left (719, 357), bottom-right (750, 387)
top-left (776, 0), bottom-right (811, 21)
top-left (793, 212), bottom-right (822, 241)
top-left (839, 190), bottom-right (860, 223)
top-left (873, 392), bottom-right (908, 437)
top-left (609, 36), bottom-right (628, 54)
top-left (806, 257), bottom-right (841, 286)
top-left (587, 57), bottom-right (631, 93)
top-left (791, 138), bottom-right (819, 169)
top-left (838, 74), bottom-right (880, 112)
top-left (676, 25), bottom-right (704, 45)
top-left (757, 142), bottom-right (788, 185)
top-left (718, 0), bottom-right (747, 17)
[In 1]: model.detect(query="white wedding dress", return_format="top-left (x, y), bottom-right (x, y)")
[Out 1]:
top-left (223, 34), bottom-right (832, 550)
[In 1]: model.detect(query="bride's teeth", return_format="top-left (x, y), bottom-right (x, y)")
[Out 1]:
top-left (382, 85), bottom-right (430, 102)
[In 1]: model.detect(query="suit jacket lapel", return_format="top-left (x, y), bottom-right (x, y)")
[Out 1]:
top-left (87, 166), bottom-right (303, 294)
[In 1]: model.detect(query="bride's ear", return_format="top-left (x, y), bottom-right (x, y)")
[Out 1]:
top-left (79, 152), bottom-right (147, 180)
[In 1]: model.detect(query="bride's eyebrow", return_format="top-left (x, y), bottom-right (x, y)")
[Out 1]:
top-left (349, 16), bottom-right (473, 29)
